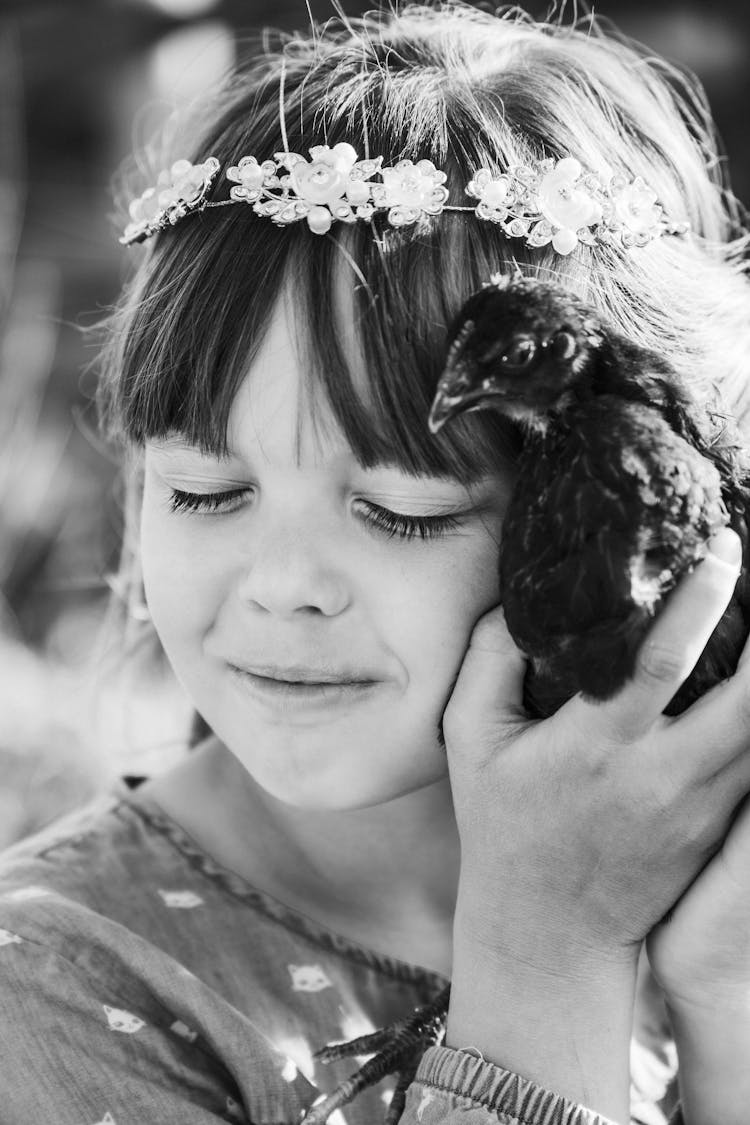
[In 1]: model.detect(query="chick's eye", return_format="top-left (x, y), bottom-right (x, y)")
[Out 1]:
top-left (503, 337), bottom-right (537, 368)
top-left (550, 330), bottom-right (577, 361)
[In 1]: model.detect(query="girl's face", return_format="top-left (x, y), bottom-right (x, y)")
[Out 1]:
top-left (140, 292), bottom-right (514, 811)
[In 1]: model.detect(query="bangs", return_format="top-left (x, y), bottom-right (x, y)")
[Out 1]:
top-left (103, 183), bottom-right (528, 485)
top-left (103, 0), bottom-right (742, 479)
top-left (295, 218), bottom-right (525, 482)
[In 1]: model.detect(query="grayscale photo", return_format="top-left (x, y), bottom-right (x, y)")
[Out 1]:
top-left (0, 1), bottom-right (748, 1122)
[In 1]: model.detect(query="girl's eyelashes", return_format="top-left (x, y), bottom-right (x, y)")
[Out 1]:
top-left (168, 487), bottom-right (250, 514)
top-left (166, 488), bottom-right (462, 541)
top-left (358, 501), bottom-right (461, 541)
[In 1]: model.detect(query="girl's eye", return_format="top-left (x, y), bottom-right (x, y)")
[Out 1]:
top-left (167, 489), bottom-right (460, 542)
top-left (359, 501), bottom-right (461, 542)
top-left (168, 488), bottom-right (250, 514)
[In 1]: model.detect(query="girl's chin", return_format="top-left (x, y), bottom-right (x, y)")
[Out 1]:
top-left (223, 735), bottom-right (447, 812)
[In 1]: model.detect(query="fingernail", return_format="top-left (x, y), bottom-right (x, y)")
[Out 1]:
top-left (708, 527), bottom-right (742, 566)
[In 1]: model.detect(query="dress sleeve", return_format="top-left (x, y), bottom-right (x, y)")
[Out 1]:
top-left (0, 927), bottom-right (243, 1124)
top-left (399, 1045), bottom-right (641, 1125)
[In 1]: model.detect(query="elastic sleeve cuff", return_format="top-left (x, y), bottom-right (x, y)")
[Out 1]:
top-left (405, 1045), bottom-right (621, 1125)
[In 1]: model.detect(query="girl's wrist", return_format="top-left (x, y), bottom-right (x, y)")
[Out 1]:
top-left (447, 925), bottom-right (639, 1123)
top-left (452, 882), bottom-right (640, 978)
top-left (665, 1000), bottom-right (750, 1125)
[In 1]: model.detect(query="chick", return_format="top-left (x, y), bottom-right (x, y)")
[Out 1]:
top-left (429, 274), bottom-right (749, 717)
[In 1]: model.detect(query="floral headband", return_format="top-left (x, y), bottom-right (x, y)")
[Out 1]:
top-left (119, 142), bottom-right (688, 256)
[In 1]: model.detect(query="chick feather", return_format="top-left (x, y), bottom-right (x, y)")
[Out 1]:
top-left (428, 274), bottom-right (750, 718)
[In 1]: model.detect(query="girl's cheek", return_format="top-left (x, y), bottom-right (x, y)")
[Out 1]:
top-left (398, 532), bottom-right (502, 661)
top-left (140, 504), bottom-right (223, 633)
top-left (434, 534), bottom-right (503, 665)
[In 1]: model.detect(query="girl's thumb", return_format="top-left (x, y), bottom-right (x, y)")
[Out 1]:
top-left (444, 605), bottom-right (528, 753)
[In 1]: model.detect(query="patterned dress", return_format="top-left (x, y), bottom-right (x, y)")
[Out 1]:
top-left (0, 777), bottom-right (681, 1125)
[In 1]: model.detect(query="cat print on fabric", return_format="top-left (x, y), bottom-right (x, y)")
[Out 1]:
top-left (91, 1115), bottom-right (116, 1125)
top-left (157, 889), bottom-right (204, 909)
top-left (103, 1005), bottom-right (146, 1033)
top-left (170, 1019), bottom-right (198, 1043)
top-left (287, 963), bottom-right (333, 992)
top-left (0, 930), bottom-right (22, 947)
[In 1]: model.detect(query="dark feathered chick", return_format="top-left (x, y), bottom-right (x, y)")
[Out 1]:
top-left (429, 274), bottom-right (750, 718)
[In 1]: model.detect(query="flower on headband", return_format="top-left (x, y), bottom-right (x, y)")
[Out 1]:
top-left (466, 157), bottom-right (610, 255)
top-left (120, 145), bottom-right (689, 252)
top-left (610, 176), bottom-right (664, 245)
top-left (226, 156), bottom-right (279, 202)
top-left (125, 188), bottom-right (161, 234)
top-left (228, 143), bottom-right (382, 234)
top-left (534, 158), bottom-right (604, 255)
top-left (121, 157), bottom-right (220, 245)
top-left (288, 144), bottom-right (359, 205)
top-left (371, 160), bottom-right (449, 226)
top-left (465, 170), bottom-right (515, 222)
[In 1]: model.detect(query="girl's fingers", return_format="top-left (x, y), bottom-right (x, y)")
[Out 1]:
top-left (587, 528), bottom-right (742, 746)
top-left (662, 657), bottom-right (750, 782)
top-left (444, 605), bottom-right (528, 760)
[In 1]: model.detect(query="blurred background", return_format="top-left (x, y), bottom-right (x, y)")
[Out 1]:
top-left (0, 0), bottom-right (748, 846)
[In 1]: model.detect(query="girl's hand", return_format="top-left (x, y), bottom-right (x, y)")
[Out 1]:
top-left (443, 527), bottom-right (750, 973)
top-left (646, 785), bottom-right (750, 1014)
top-left (645, 789), bottom-right (750, 1125)
top-left (441, 528), bottom-right (750, 1121)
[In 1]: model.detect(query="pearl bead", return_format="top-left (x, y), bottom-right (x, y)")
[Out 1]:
top-left (307, 206), bottom-right (332, 234)
top-left (481, 182), bottom-right (510, 208)
top-left (552, 228), bottom-right (578, 255)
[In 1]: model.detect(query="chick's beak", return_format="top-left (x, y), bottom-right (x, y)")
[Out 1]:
top-left (428, 369), bottom-right (508, 435)
top-left (427, 351), bottom-right (479, 434)
top-left (427, 384), bottom-right (468, 434)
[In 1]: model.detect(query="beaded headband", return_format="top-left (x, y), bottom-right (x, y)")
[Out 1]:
top-left (119, 142), bottom-right (688, 255)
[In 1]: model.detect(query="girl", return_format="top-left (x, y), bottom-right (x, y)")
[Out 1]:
top-left (1, 4), bottom-right (749, 1124)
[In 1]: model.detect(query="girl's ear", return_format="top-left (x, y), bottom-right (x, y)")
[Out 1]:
top-left (121, 447), bottom-right (149, 625)
top-left (98, 446), bottom-right (156, 672)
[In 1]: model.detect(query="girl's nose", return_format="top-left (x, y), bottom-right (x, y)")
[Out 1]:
top-left (236, 527), bottom-right (351, 619)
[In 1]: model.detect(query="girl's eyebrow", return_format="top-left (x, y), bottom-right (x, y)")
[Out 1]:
top-left (148, 437), bottom-right (231, 460)
top-left (147, 437), bottom-right (197, 453)
top-left (159, 436), bottom-right (194, 450)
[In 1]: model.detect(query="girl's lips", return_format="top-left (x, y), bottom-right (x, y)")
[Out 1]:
top-left (223, 658), bottom-right (380, 683)
top-left (226, 665), bottom-right (382, 709)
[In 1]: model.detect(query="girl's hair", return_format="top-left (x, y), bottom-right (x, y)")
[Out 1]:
top-left (99, 0), bottom-right (750, 664)
top-left (99, 2), bottom-right (750, 467)
top-left (96, 6), bottom-right (750, 1118)
top-left (99, 1), bottom-right (750, 640)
